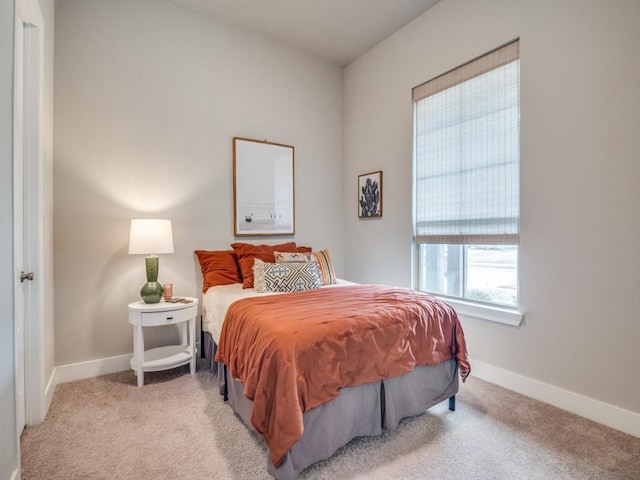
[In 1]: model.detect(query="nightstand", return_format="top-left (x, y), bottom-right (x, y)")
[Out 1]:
top-left (128, 297), bottom-right (199, 387)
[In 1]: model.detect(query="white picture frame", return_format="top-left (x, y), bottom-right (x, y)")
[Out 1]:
top-left (233, 137), bottom-right (295, 236)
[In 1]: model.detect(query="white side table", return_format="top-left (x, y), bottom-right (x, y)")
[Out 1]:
top-left (128, 297), bottom-right (198, 387)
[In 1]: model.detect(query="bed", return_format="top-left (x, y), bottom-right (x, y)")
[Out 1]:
top-left (196, 245), bottom-right (470, 480)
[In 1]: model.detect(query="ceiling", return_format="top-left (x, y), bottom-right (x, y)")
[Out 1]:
top-left (171, 0), bottom-right (441, 66)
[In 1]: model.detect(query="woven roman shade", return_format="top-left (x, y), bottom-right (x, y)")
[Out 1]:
top-left (413, 40), bottom-right (520, 245)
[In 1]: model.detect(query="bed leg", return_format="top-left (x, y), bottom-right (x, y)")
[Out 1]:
top-left (380, 381), bottom-right (386, 426)
top-left (223, 364), bottom-right (229, 402)
top-left (448, 395), bottom-right (456, 411)
top-left (200, 318), bottom-right (205, 359)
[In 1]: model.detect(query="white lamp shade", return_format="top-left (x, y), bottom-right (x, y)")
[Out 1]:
top-left (128, 219), bottom-right (174, 255)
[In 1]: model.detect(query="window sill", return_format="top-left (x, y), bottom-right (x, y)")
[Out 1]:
top-left (438, 297), bottom-right (524, 327)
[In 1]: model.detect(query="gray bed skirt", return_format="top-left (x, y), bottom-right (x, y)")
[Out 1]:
top-left (203, 331), bottom-right (458, 480)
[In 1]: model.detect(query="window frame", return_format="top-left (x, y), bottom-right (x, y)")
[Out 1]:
top-left (413, 242), bottom-right (523, 325)
top-left (411, 40), bottom-right (524, 325)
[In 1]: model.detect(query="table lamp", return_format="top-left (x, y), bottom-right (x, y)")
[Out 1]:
top-left (128, 219), bottom-right (174, 303)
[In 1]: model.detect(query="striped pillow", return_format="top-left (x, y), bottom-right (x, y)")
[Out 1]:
top-left (253, 259), bottom-right (322, 293)
top-left (274, 249), bottom-right (337, 285)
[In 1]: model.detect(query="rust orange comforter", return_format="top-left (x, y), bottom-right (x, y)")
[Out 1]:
top-left (215, 284), bottom-right (470, 468)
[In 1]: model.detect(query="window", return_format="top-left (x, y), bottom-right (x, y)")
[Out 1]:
top-left (413, 40), bottom-right (520, 309)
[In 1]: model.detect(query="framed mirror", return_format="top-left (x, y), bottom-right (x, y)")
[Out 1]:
top-left (233, 137), bottom-right (295, 236)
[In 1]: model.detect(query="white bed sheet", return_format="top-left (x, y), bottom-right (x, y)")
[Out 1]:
top-left (202, 279), bottom-right (355, 344)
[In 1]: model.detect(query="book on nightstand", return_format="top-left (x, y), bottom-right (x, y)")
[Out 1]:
top-left (164, 297), bottom-right (184, 303)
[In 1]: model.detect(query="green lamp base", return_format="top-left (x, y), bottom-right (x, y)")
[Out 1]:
top-left (141, 281), bottom-right (164, 304)
top-left (140, 256), bottom-right (164, 303)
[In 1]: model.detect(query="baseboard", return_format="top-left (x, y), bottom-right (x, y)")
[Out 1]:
top-left (55, 342), bottom-right (201, 385)
top-left (470, 358), bottom-right (640, 438)
top-left (44, 367), bottom-right (56, 412)
top-left (55, 353), bottom-right (132, 384)
top-left (10, 467), bottom-right (20, 480)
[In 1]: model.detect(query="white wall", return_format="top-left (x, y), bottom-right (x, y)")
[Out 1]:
top-left (344, 0), bottom-right (640, 415)
top-left (54, 0), bottom-right (344, 366)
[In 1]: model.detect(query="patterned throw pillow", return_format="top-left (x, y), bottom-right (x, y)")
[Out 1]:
top-left (273, 249), bottom-right (337, 285)
top-left (253, 259), bottom-right (322, 293)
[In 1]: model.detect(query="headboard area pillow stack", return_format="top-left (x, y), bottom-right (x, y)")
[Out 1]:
top-left (195, 243), bottom-right (332, 293)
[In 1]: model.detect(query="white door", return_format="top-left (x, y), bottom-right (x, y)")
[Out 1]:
top-left (14, 6), bottom-right (27, 437)
top-left (14, 0), bottom-right (44, 435)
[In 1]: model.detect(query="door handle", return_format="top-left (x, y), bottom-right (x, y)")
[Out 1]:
top-left (20, 271), bottom-right (34, 283)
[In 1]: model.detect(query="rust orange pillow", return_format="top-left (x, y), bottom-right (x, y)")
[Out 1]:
top-left (297, 246), bottom-right (312, 253)
top-left (194, 250), bottom-right (242, 293)
top-left (231, 242), bottom-right (298, 289)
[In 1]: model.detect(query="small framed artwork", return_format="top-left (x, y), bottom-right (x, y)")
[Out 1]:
top-left (358, 170), bottom-right (382, 218)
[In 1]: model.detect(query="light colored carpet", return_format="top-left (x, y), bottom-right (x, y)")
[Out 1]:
top-left (21, 359), bottom-right (640, 479)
